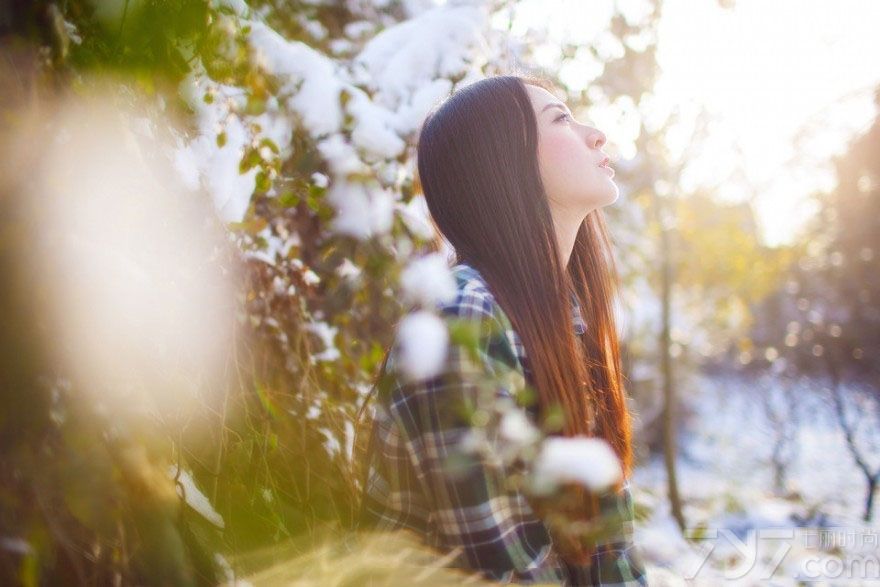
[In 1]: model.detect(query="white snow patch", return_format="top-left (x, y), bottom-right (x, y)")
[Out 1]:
top-left (396, 310), bottom-right (449, 382)
top-left (532, 437), bottom-right (623, 494)
top-left (400, 252), bottom-right (457, 308)
top-left (396, 194), bottom-right (435, 240)
top-left (353, 4), bottom-right (488, 124)
top-left (168, 467), bottom-right (225, 528)
top-left (247, 21), bottom-right (344, 138)
top-left (336, 257), bottom-right (362, 282)
top-left (304, 320), bottom-right (340, 363)
top-left (325, 180), bottom-right (395, 240)
top-left (499, 408), bottom-right (541, 446)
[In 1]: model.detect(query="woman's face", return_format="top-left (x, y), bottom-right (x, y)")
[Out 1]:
top-left (525, 84), bottom-right (618, 216)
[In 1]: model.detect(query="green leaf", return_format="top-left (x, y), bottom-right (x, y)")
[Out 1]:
top-left (255, 383), bottom-right (280, 420)
top-left (239, 149), bottom-right (261, 174)
top-left (259, 137), bottom-right (280, 154)
top-left (448, 318), bottom-right (480, 352)
top-left (278, 190), bottom-right (300, 208)
top-left (245, 96), bottom-right (266, 116)
top-left (255, 170), bottom-right (271, 193)
top-left (306, 191), bottom-right (322, 213)
top-left (541, 404), bottom-right (566, 434)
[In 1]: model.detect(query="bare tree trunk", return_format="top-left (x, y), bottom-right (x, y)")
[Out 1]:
top-left (866, 478), bottom-right (877, 523)
top-left (825, 350), bottom-right (879, 522)
top-left (655, 191), bottom-right (686, 532)
top-left (759, 377), bottom-right (799, 495)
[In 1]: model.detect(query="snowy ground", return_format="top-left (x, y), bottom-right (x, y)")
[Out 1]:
top-left (632, 372), bottom-right (880, 585)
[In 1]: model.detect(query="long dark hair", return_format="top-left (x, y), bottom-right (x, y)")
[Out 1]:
top-left (359, 74), bottom-right (634, 564)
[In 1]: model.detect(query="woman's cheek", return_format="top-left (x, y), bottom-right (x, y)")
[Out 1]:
top-left (540, 133), bottom-right (583, 177)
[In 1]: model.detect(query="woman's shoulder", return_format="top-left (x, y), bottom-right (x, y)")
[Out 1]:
top-left (449, 261), bottom-right (488, 286)
top-left (390, 260), bottom-right (521, 377)
top-left (443, 262), bottom-right (523, 369)
top-left (439, 262), bottom-right (504, 321)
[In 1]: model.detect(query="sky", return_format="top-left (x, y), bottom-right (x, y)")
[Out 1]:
top-left (508, 0), bottom-right (880, 246)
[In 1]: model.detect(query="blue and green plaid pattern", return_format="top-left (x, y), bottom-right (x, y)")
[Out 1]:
top-left (359, 262), bottom-right (649, 585)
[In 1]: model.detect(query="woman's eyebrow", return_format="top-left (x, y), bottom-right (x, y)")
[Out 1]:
top-left (541, 102), bottom-right (570, 115)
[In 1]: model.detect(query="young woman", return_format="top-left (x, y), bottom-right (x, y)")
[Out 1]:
top-left (357, 74), bottom-right (648, 585)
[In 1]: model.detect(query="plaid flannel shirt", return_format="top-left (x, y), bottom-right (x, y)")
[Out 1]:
top-left (359, 262), bottom-right (649, 586)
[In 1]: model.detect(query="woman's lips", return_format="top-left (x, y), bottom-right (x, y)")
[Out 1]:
top-left (598, 157), bottom-right (614, 177)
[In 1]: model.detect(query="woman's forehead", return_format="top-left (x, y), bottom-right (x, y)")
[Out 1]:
top-left (524, 84), bottom-right (563, 109)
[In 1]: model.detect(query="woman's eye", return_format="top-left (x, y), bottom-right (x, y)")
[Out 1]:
top-left (555, 112), bottom-right (571, 123)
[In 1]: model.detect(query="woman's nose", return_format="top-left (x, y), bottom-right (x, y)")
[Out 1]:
top-left (586, 127), bottom-right (606, 150)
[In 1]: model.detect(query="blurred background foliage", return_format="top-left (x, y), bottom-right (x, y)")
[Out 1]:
top-left (0, 0), bottom-right (878, 585)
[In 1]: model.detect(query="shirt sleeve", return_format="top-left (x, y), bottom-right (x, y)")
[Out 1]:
top-left (383, 291), bottom-right (566, 584)
top-left (562, 480), bottom-right (650, 586)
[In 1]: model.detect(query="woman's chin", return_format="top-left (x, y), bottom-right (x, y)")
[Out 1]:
top-left (599, 183), bottom-right (620, 207)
